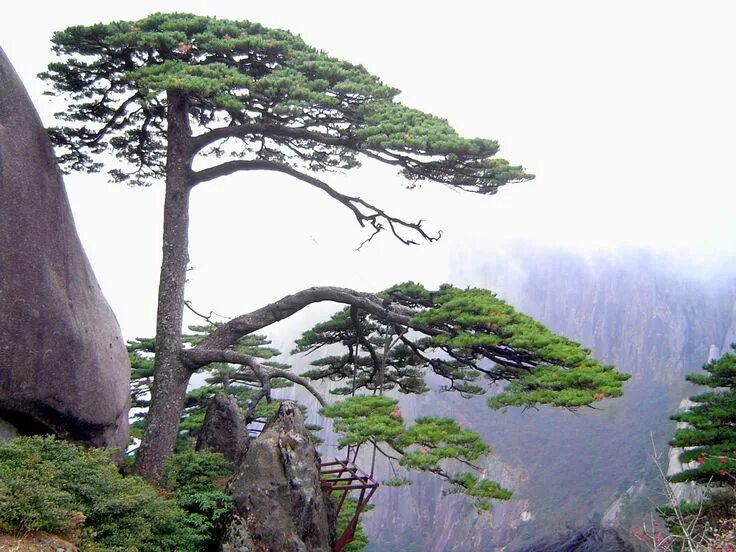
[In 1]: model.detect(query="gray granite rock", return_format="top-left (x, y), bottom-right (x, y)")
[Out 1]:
top-left (220, 401), bottom-right (334, 552)
top-left (0, 46), bottom-right (129, 449)
top-left (196, 394), bottom-right (248, 463)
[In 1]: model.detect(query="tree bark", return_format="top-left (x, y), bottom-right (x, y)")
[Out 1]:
top-left (195, 287), bottom-right (417, 352)
top-left (134, 91), bottom-right (194, 480)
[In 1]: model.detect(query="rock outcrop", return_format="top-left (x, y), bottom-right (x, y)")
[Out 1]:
top-left (0, 47), bottom-right (129, 449)
top-left (220, 401), bottom-right (334, 552)
top-left (196, 394), bottom-right (248, 463)
top-left (667, 398), bottom-right (705, 502)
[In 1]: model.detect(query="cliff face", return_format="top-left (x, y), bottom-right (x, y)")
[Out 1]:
top-left (0, 47), bottom-right (130, 448)
top-left (497, 251), bottom-right (735, 382)
top-left (359, 248), bottom-right (736, 551)
top-left (720, 299), bottom-right (736, 353)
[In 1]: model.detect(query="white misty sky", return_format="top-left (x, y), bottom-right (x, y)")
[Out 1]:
top-left (2, 1), bottom-right (735, 341)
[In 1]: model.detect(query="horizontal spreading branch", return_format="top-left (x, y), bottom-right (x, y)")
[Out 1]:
top-left (191, 159), bottom-right (439, 247)
top-left (195, 286), bottom-right (420, 351)
top-left (185, 285), bottom-right (557, 393)
top-left (370, 439), bottom-right (402, 462)
top-left (191, 122), bottom-right (355, 153)
top-left (181, 348), bottom-right (326, 406)
top-left (190, 123), bottom-right (509, 194)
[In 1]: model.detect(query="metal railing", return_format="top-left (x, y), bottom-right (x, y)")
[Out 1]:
top-left (320, 458), bottom-right (379, 552)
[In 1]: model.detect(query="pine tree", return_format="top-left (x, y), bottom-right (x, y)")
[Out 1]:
top-left (670, 345), bottom-right (736, 484)
top-left (298, 283), bottom-right (628, 408)
top-left (40, 13), bottom-right (626, 481)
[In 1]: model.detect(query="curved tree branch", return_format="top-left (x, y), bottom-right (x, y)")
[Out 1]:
top-left (194, 286), bottom-right (421, 352)
top-left (80, 92), bottom-right (142, 147)
top-left (181, 348), bottom-right (326, 406)
top-left (191, 159), bottom-right (440, 248)
top-left (190, 123), bottom-right (520, 194)
top-left (185, 285), bottom-right (578, 405)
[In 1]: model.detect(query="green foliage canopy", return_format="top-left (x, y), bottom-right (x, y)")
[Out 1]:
top-left (42, 12), bottom-right (531, 203)
top-left (321, 396), bottom-right (512, 510)
top-left (297, 283), bottom-right (629, 409)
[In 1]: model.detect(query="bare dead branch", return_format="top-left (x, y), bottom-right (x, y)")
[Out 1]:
top-left (183, 300), bottom-right (231, 324)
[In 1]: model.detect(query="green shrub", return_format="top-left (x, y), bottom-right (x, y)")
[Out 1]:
top-left (0, 436), bottom-right (208, 551)
top-left (161, 448), bottom-right (232, 493)
top-left (336, 498), bottom-right (372, 552)
top-left (161, 449), bottom-right (235, 549)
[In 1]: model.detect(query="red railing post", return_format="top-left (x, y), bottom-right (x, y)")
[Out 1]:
top-left (320, 457), bottom-right (380, 552)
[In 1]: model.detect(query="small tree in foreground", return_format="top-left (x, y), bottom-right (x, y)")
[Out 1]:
top-left (653, 345), bottom-right (736, 549)
top-left (670, 345), bottom-right (736, 485)
top-left (42, 13), bottom-right (627, 481)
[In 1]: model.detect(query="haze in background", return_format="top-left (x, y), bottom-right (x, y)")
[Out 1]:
top-left (1, 1), bottom-right (735, 340)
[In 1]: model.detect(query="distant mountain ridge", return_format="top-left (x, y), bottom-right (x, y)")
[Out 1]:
top-left (478, 249), bottom-right (736, 380)
top-left (359, 247), bottom-right (736, 551)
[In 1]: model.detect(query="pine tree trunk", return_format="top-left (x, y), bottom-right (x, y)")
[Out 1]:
top-left (134, 92), bottom-right (194, 480)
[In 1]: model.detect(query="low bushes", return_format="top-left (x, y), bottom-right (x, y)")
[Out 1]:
top-left (0, 436), bottom-right (233, 551)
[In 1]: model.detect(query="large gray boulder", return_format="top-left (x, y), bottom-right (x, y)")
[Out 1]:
top-left (196, 394), bottom-right (248, 463)
top-left (0, 47), bottom-right (129, 449)
top-left (220, 401), bottom-right (335, 552)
